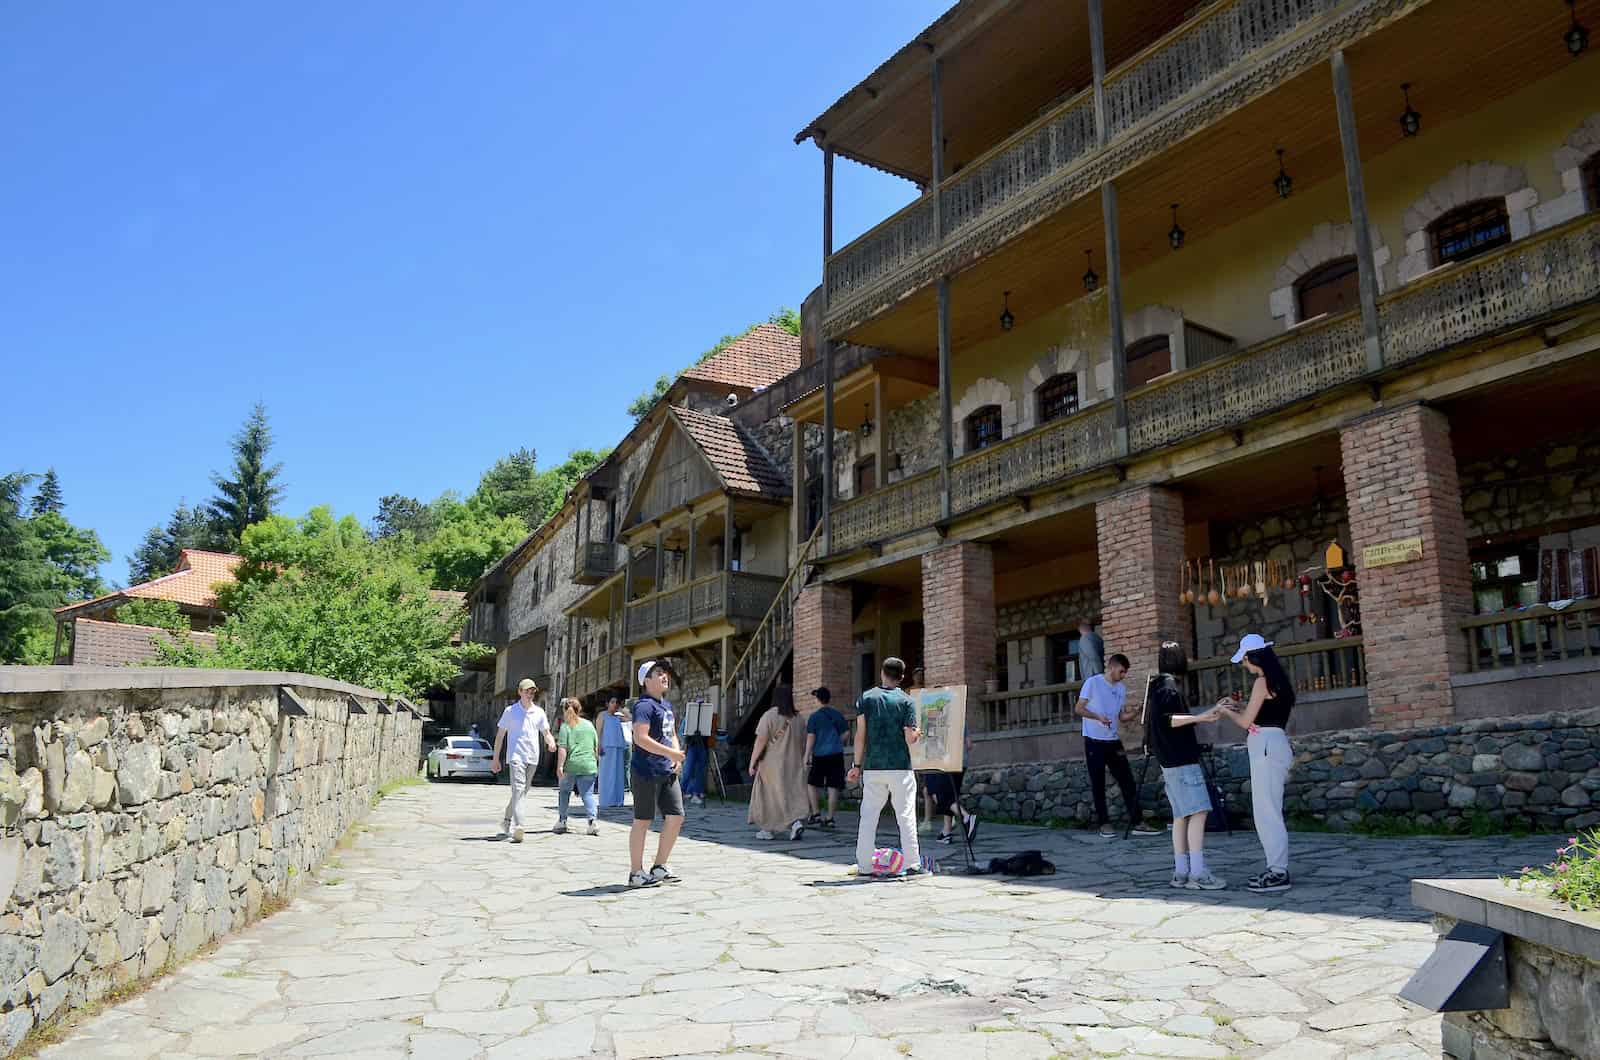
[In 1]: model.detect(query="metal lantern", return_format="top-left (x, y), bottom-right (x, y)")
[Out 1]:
top-left (1274, 148), bottom-right (1293, 199)
top-left (859, 401), bottom-right (873, 439)
top-left (1082, 249), bottom-right (1098, 292)
top-left (1168, 204), bottom-right (1185, 251)
top-left (1568, 0), bottom-right (1590, 55)
top-left (1000, 290), bottom-right (1014, 332)
top-left (1399, 83), bottom-right (1421, 137)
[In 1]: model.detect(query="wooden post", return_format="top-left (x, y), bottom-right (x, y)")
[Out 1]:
top-left (872, 371), bottom-right (886, 490)
top-left (1089, 0), bottom-right (1130, 456)
top-left (1332, 49), bottom-right (1385, 374)
top-left (719, 633), bottom-right (731, 730)
top-left (930, 55), bottom-right (945, 243)
top-left (937, 276), bottom-right (954, 520)
top-left (822, 339), bottom-right (835, 554)
top-left (52, 619), bottom-right (64, 665)
top-left (723, 500), bottom-right (736, 619)
top-left (622, 543), bottom-right (634, 644)
top-left (822, 146), bottom-right (834, 261)
top-left (790, 418), bottom-right (805, 564)
top-left (654, 526), bottom-right (664, 639)
top-left (686, 508), bottom-right (697, 582)
top-left (574, 494), bottom-right (583, 570)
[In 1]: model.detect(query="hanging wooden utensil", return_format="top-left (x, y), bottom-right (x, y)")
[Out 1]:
top-left (1179, 560), bottom-right (1189, 605)
top-left (1235, 564), bottom-right (1249, 600)
top-left (1207, 559), bottom-right (1220, 605)
top-left (1257, 560), bottom-right (1267, 602)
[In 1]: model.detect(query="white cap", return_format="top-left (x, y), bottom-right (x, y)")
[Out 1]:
top-left (637, 660), bottom-right (662, 687)
top-left (1230, 634), bottom-right (1274, 664)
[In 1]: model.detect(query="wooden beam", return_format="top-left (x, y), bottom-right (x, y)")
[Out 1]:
top-left (1088, 0), bottom-right (1129, 456)
top-left (937, 276), bottom-right (954, 520)
top-left (724, 501), bottom-right (736, 572)
top-left (687, 510), bottom-right (697, 582)
top-left (930, 55), bottom-right (945, 243)
top-left (1331, 49), bottom-right (1385, 374)
top-left (822, 146), bottom-right (834, 261)
top-left (822, 339), bottom-right (835, 554)
top-left (873, 371), bottom-right (886, 491)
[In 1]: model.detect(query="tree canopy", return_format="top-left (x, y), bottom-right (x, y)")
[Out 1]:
top-left (116, 598), bottom-right (188, 635)
top-left (0, 471), bottom-right (110, 664)
top-left (30, 469), bottom-right (63, 516)
top-left (209, 402), bottom-right (285, 545)
top-left (128, 500), bottom-right (226, 584)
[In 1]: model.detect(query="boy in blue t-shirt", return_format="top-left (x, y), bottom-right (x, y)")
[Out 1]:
top-left (803, 687), bottom-right (849, 827)
top-left (628, 660), bottom-right (687, 889)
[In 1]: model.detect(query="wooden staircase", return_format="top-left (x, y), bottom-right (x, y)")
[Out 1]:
top-left (722, 523), bottom-right (822, 738)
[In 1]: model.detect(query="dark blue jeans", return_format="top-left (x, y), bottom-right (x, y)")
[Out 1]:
top-left (682, 738), bottom-right (707, 797)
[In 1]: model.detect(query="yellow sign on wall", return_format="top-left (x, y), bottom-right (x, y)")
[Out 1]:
top-left (1363, 536), bottom-right (1424, 569)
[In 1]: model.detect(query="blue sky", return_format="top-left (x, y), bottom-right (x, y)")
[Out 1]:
top-left (1, 1), bottom-right (938, 583)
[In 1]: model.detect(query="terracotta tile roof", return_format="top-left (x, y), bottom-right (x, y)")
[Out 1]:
top-left (70, 618), bottom-right (218, 667)
top-left (681, 324), bottom-right (801, 393)
top-left (671, 407), bottom-right (790, 500)
top-left (56, 549), bottom-right (242, 618)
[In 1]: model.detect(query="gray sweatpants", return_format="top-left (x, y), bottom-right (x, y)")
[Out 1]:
top-left (503, 759), bottom-right (537, 830)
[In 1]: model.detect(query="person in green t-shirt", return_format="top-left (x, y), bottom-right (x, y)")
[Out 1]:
top-left (847, 657), bottom-right (922, 875)
top-left (555, 698), bottom-right (601, 836)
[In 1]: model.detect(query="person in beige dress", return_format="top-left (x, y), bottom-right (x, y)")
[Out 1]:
top-left (748, 698), bottom-right (810, 841)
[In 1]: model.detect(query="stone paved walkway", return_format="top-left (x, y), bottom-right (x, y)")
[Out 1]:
top-left (40, 781), bottom-right (1565, 1059)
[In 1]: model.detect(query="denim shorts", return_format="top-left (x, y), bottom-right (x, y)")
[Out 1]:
top-left (1161, 764), bottom-right (1213, 819)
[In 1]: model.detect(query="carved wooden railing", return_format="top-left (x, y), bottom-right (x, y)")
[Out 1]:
top-left (973, 681), bottom-right (1085, 734)
top-left (830, 469), bottom-right (942, 554)
top-left (950, 402), bottom-right (1117, 515)
top-left (824, 0), bottom-right (1372, 318)
top-left (623, 571), bottom-right (784, 646)
top-left (1189, 636), bottom-right (1366, 701)
top-left (1461, 599), bottom-right (1600, 673)
top-left (574, 540), bottom-right (617, 584)
top-left (722, 524), bottom-right (824, 730)
top-left (569, 646), bottom-right (628, 700)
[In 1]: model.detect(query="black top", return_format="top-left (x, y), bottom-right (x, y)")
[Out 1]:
top-left (1255, 676), bottom-right (1295, 729)
top-left (1146, 676), bottom-right (1201, 768)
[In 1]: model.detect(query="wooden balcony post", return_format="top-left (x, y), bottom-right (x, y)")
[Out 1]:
top-left (930, 55), bottom-right (944, 242)
top-left (822, 145), bottom-right (834, 261)
top-left (654, 526), bottom-right (664, 639)
top-left (1331, 49), bottom-right (1385, 374)
top-left (822, 340), bottom-right (835, 554)
top-left (724, 501), bottom-right (735, 572)
top-left (937, 276), bottom-right (954, 521)
top-left (1089, 0), bottom-right (1130, 456)
top-left (872, 371), bottom-right (886, 490)
top-left (686, 508), bottom-right (697, 582)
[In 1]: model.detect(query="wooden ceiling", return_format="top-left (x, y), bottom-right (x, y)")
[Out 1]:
top-left (839, 0), bottom-right (1588, 356)
top-left (803, 0), bottom-right (1192, 185)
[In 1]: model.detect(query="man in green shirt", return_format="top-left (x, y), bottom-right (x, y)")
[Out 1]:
top-left (847, 657), bottom-right (922, 874)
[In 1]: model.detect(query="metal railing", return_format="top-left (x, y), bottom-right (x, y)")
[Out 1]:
top-left (1189, 636), bottom-right (1366, 702)
top-left (973, 681), bottom-right (1085, 734)
top-left (1461, 599), bottom-right (1600, 673)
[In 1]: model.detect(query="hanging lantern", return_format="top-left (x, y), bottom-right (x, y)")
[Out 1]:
top-left (999, 290), bottom-right (1014, 332)
top-left (1567, 0), bottom-right (1590, 55)
top-left (1082, 249), bottom-right (1099, 292)
top-left (1168, 204), bottom-right (1185, 250)
top-left (1273, 148), bottom-right (1293, 199)
top-left (1399, 83), bottom-right (1421, 137)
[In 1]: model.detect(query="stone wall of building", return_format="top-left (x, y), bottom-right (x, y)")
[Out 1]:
top-left (1458, 428), bottom-right (1600, 541)
top-left (0, 669), bottom-right (423, 1054)
top-left (996, 587), bottom-right (1102, 642)
top-left (963, 706), bottom-right (1600, 832)
top-left (885, 394), bottom-right (940, 484)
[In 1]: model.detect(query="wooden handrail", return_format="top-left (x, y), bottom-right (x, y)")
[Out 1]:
top-left (722, 521), bottom-right (824, 717)
top-left (1460, 598), bottom-right (1600, 630)
top-left (977, 680), bottom-right (1084, 704)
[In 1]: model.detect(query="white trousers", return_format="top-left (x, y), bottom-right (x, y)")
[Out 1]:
top-left (856, 769), bottom-right (920, 872)
top-left (1247, 728), bottom-right (1292, 872)
top-left (503, 759), bottom-right (537, 830)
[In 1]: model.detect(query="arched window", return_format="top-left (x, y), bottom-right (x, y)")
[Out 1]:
top-left (1296, 257), bottom-right (1360, 322)
top-left (1585, 153), bottom-right (1600, 212)
top-left (1124, 335), bottom-right (1171, 390)
top-left (1036, 373), bottom-right (1079, 425)
top-left (1429, 199), bottom-right (1510, 266)
top-left (965, 405), bottom-right (1003, 452)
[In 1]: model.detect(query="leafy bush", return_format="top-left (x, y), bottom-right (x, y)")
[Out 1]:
top-left (1514, 828), bottom-right (1600, 913)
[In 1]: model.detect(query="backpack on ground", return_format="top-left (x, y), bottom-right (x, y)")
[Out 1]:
top-left (986, 850), bottom-right (1057, 876)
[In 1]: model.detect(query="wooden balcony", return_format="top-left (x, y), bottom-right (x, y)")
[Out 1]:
top-left (569, 647), bottom-right (629, 700)
top-left (826, 216), bottom-right (1600, 557)
top-left (573, 540), bottom-right (618, 586)
top-left (823, 0), bottom-right (1405, 335)
top-left (623, 571), bottom-right (784, 647)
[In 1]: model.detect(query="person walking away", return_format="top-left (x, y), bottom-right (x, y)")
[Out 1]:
top-left (554, 698), bottom-right (601, 836)
top-left (628, 661), bottom-right (687, 888)
top-left (1214, 634), bottom-right (1297, 893)
top-left (680, 708), bottom-right (708, 808)
top-left (599, 695), bottom-right (628, 809)
top-left (1147, 642), bottom-right (1224, 890)
top-left (848, 657), bottom-right (923, 876)
top-left (803, 687), bottom-right (848, 828)
top-left (748, 692), bottom-right (810, 840)
top-left (1077, 618), bottom-right (1105, 680)
top-left (1074, 654), bottom-right (1159, 838)
top-left (491, 678), bottom-right (556, 843)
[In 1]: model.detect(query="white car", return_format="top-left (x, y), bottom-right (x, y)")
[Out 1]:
top-left (426, 736), bottom-right (495, 781)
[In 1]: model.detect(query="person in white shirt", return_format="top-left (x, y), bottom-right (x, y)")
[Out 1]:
top-left (1073, 653), bottom-right (1159, 839)
top-left (492, 678), bottom-right (556, 843)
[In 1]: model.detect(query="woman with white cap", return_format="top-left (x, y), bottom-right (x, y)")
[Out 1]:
top-left (1214, 634), bottom-right (1297, 893)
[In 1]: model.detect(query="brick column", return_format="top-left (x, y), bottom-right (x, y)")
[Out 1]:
top-left (1095, 485), bottom-right (1193, 731)
top-left (792, 584), bottom-right (853, 707)
top-left (1340, 403), bottom-right (1472, 730)
top-left (920, 542), bottom-right (995, 691)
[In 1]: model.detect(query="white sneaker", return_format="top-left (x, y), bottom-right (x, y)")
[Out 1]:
top-left (1186, 871), bottom-right (1226, 891)
top-left (511, 827), bottom-right (524, 844)
top-left (789, 820), bottom-right (806, 841)
top-left (1170, 872), bottom-right (1188, 888)
top-left (755, 830), bottom-right (775, 840)
top-left (586, 820), bottom-right (599, 836)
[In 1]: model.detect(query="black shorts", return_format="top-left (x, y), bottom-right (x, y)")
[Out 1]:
top-left (632, 773), bottom-right (684, 821)
top-left (807, 753), bottom-right (846, 790)
top-left (924, 771), bottom-right (964, 816)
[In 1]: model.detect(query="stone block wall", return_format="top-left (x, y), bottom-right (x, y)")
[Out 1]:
top-left (1458, 428), bottom-right (1600, 541)
top-left (963, 707), bottom-right (1600, 833)
top-left (0, 669), bottom-right (423, 1054)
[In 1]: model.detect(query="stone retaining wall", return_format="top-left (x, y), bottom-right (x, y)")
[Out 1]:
top-left (0, 668), bottom-right (423, 1054)
top-left (964, 707), bottom-right (1600, 832)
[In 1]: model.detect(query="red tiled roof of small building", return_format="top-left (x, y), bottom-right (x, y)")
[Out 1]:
top-left (681, 324), bottom-right (801, 393)
top-left (70, 618), bottom-right (218, 666)
top-left (670, 406), bottom-right (790, 499)
top-left (56, 549), bottom-right (242, 617)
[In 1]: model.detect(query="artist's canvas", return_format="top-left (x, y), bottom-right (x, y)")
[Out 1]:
top-left (909, 685), bottom-right (967, 772)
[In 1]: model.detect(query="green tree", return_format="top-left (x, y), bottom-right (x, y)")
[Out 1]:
top-left (158, 506), bottom-right (485, 697)
top-left (0, 473), bottom-right (54, 664)
top-left (415, 497), bottom-right (528, 591)
top-left (32, 512), bottom-right (109, 604)
top-left (529, 448), bottom-right (609, 525)
top-left (371, 494), bottom-right (435, 541)
top-left (30, 468), bottom-right (63, 516)
top-left (116, 598), bottom-right (188, 634)
top-left (768, 306), bottom-right (801, 335)
top-left (128, 500), bottom-right (223, 583)
top-left (474, 447), bottom-right (541, 524)
top-left (626, 375), bottom-right (674, 421)
top-left (209, 402), bottom-right (286, 544)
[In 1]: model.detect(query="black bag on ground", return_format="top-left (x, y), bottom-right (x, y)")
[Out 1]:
top-left (986, 850), bottom-right (1057, 876)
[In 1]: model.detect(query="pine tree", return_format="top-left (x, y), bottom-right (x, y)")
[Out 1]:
top-left (30, 468), bottom-right (64, 516)
top-left (209, 403), bottom-right (285, 544)
top-left (128, 500), bottom-right (223, 583)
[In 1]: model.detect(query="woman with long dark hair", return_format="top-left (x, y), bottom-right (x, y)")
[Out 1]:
top-left (1215, 633), bottom-right (1297, 893)
top-left (1148, 641), bottom-right (1224, 890)
top-left (748, 694), bottom-right (809, 841)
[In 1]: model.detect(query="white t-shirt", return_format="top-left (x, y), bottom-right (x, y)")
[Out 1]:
top-left (497, 702), bottom-right (550, 765)
top-left (1078, 674), bottom-right (1126, 742)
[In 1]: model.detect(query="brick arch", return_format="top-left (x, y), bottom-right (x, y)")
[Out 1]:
top-left (1537, 112), bottom-right (1600, 230)
top-left (1269, 222), bottom-right (1391, 328)
top-left (951, 377), bottom-right (1015, 457)
top-left (1398, 162), bottom-right (1538, 282)
top-left (1017, 345), bottom-right (1092, 431)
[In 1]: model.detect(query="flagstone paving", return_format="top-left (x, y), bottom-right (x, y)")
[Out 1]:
top-left (37, 781), bottom-right (1565, 1059)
